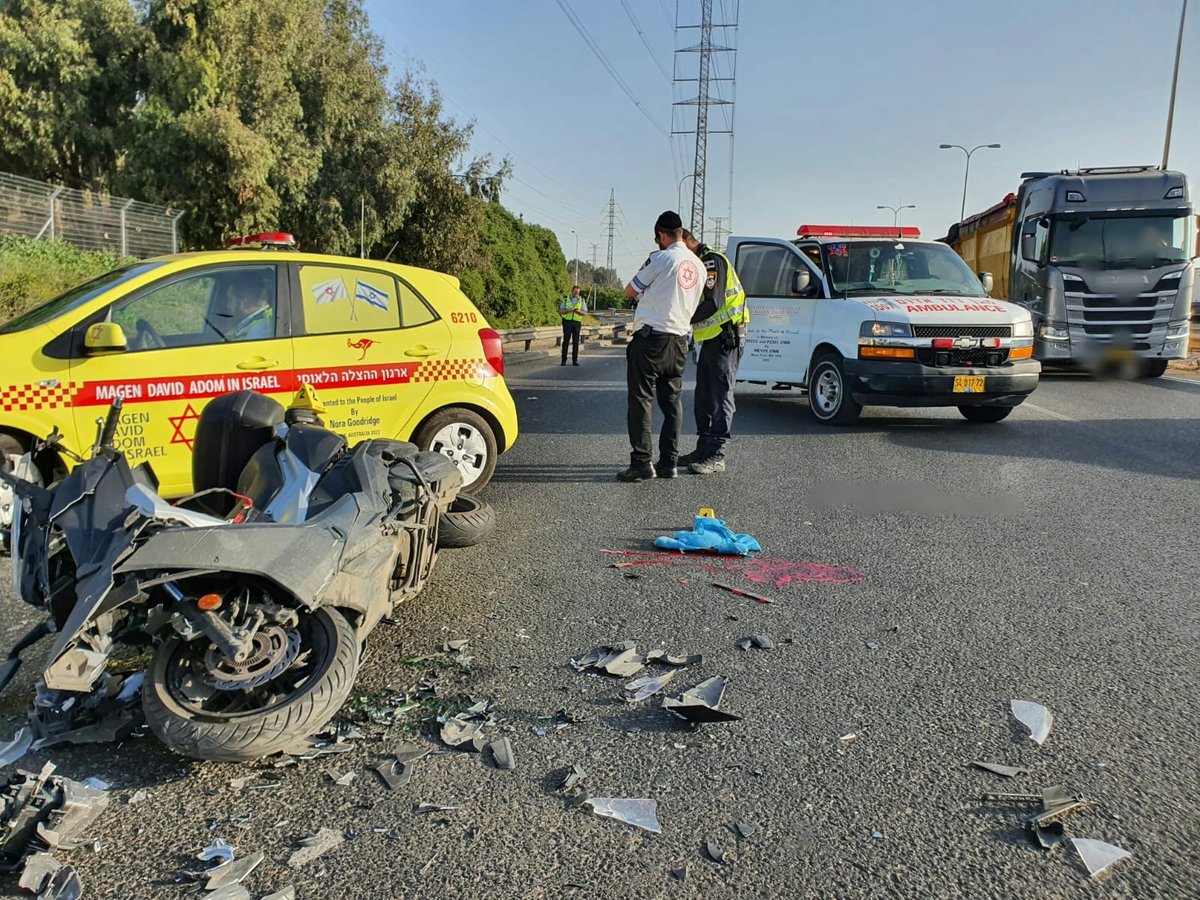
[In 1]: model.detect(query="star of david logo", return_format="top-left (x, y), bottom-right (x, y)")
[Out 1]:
top-left (169, 403), bottom-right (201, 451)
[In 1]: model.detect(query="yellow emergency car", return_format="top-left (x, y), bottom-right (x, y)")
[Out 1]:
top-left (0, 233), bottom-right (518, 506)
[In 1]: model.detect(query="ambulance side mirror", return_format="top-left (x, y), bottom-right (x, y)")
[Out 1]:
top-left (791, 268), bottom-right (813, 296)
top-left (84, 322), bottom-right (127, 354)
top-left (978, 272), bottom-right (994, 295)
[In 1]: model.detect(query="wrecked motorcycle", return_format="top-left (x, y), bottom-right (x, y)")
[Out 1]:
top-left (0, 386), bottom-right (471, 761)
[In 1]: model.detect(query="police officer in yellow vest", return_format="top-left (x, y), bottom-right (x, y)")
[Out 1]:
top-left (558, 286), bottom-right (586, 366)
top-left (680, 230), bottom-right (748, 474)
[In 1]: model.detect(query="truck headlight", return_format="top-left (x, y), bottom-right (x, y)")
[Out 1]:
top-left (1039, 323), bottom-right (1070, 340)
top-left (1166, 320), bottom-right (1189, 338)
top-left (860, 321), bottom-right (912, 338)
top-left (1012, 319), bottom-right (1034, 338)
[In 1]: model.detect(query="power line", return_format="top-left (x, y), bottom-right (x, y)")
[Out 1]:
top-left (620, 0), bottom-right (672, 83)
top-left (554, 0), bottom-right (670, 137)
top-left (659, 0), bottom-right (676, 30)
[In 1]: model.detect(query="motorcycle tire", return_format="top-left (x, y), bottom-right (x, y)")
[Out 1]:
top-left (436, 495), bottom-right (496, 549)
top-left (143, 607), bottom-right (359, 762)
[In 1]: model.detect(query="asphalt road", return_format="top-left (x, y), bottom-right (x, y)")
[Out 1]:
top-left (1, 347), bottom-right (1198, 898)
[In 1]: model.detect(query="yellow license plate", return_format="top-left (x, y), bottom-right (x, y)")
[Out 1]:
top-left (953, 376), bottom-right (986, 393)
top-left (1103, 348), bottom-right (1133, 364)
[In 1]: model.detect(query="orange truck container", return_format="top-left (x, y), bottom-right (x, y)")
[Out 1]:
top-left (943, 194), bottom-right (1017, 299)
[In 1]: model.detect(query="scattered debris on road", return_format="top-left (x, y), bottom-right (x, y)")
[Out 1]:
top-left (204, 849), bottom-right (265, 891)
top-left (1072, 837), bottom-right (1132, 879)
top-left (325, 768), bottom-right (357, 787)
top-left (704, 841), bottom-right (728, 863)
top-left (972, 761), bottom-right (1031, 779)
top-left (734, 822), bottom-right (755, 839)
top-left (16, 852), bottom-right (60, 893)
top-left (582, 798), bottom-right (661, 834)
top-left (0, 728), bottom-right (32, 768)
top-left (287, 828), bottom-right (345, 868)
top-left (644, 649), bottom-right (703, 667)
top-left (373, 759), bottom-right (413, 790)
top-left (197, 838), bottom-right (236, 863)
top-left (486, 738), bottom-right (516, 771)
top-left (735, 634), bottom-right (775, 650)
top-left (624, 671), bottom-right (677, 702)
top-left (713, 582), bottom-right (773, 604)
top-left (662, 676), bottom-right (742, 724)
top-left (30, 865), bottom-right (81, 899)
top-left (1011, 700), bottom-right (1053, 746)
top-left (414, 802), bottom-right (459, 815)
top-left (558, 764), bottom-right (587, 792)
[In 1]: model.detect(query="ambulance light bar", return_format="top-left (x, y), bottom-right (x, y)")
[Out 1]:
top-left (797, 225), bottom-right (921, 239)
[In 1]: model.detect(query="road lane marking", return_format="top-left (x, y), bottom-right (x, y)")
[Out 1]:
top-left (1022, 401), bottom-right (1077, 422)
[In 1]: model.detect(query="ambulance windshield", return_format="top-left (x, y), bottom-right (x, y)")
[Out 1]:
top-left (825, 241), bottom-right (985, 297)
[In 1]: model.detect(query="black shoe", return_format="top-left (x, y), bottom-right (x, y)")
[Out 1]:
top-left (616, 465), bottom-right (655, 483)
top-left (560, 360), bottom-right (566, 366)
top-left (572, 361), bottom-right (579, 366)
top-left (655, 464), bottom-right (678, 479)
top-left (677, 450), bottom-right (704, 467)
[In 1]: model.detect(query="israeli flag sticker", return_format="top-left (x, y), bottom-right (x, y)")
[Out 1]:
top-left (355, 280), bottom-right (390, 312)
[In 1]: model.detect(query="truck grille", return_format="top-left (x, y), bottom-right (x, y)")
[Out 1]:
top-left (911, 324), bottom-right (1012, 338)
top-left (915, 348), bottom-right (1011, 367)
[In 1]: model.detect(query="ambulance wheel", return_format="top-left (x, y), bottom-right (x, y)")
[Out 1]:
top-left (958, 405), bottom-right (1013, 423)
top-left (808, 354), bottom-right (862, 425)
top-left (1138, 360), bottom-right (1168, 379)
top-left (436, 495), bottom-right (496, 549)
top-left (413, 408), bottom-right (497, 494)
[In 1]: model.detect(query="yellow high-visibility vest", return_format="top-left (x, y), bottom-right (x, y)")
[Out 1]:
top-left (692, 249), bottom-right (748, 341)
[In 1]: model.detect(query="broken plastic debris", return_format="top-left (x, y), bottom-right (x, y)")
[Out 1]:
top-left (414, 802), bottom-right (459, 815)
top-left (197, 838), bottom-right (236, 863)
top-left (486, 738), bottom-right (516, 771)
top-left (205, 850), bottom-right (264, 890)
top-left (325, 768), bottom-right (357, 786)
top-left (662, 676), bottom-right (742, 724)
top-left (79, 777), bottom-right (109, 791)
top-left (17, 852), bottom-right (61, 893)
top-left (734, 823), bottom-right (755, 839)
top-left (865, 641), bottom-right (879, 650)
top-left (127, 789), bottom-right (148, 804)
top-left (1072, 838), bottom-right (1132, 879)
top-left (287, 828), bottom-right (345, 868)
top-left (839, 731), bottom-right (862, 744)
top-left (735, 634), bottom-right (775, 651)
top-left (440, 718), bottom-right (483, 748)
top-left (670, 867), bottom-right (688, 881)
top-left (389, 741), bottom-right (433, 764)
top-left (443, 639), bottom-right (469, 652)
top-left (972, 761), bottom-right (1031, 779)
top-left (624, 671), bottom-right (677, 702)
top-left (704, 841), bottom-right (728, 863)
top-left (0, 728), bottom-right (32, 768)
top-left (583, 798), bottom-right (661, 834)
top-left (33, 866), bottom-right (82, 900)
top-left (558, 764), bottom-right (587, 792)
top-left (1011, 700), bottom-right (1053, 746)
top-left (373, 759), bottom-right (413, 790)
top-left (872, 830), bottom-right (884, 840)
top-left (711, 581), bottom-right (773, 604)
top-left (570, 642), bottom-right (646, 677)
top-left (260, 888), bottom-right (296, 900)
top-left (644, 649), bottom-right (703, 667)
top-left (203, 885), bottom-right (250, 900)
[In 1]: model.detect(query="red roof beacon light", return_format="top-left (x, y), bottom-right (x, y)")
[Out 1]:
top-left (225, 232), bottom-right (298, 250)
top-left (796, 225), bottom-right (922, 239)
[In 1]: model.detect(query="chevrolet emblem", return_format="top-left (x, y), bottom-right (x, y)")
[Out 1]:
top-left (953, 336), bottom-right (979, 349)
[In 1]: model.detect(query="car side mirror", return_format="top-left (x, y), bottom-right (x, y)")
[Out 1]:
top-left (1020, 233), bottom-right (1038, 263)
top-left (978, 272), bottom-right (994, 295)
top-left (791, 268), bottom-right (812, 296)
top-left (84, 322), bottom-right (127, 354)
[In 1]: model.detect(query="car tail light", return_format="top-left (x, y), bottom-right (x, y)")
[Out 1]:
top-left (479, 328), bottom-right (504, 376)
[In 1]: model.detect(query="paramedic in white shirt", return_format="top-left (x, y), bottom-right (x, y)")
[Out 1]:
top-left (617, 210), bottom-right (706, 483)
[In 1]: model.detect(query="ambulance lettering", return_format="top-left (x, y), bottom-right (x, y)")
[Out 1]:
top-left (95, 383), bottom-right (143, 401)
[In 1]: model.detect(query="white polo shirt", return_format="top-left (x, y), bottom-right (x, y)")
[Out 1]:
top-left (629, 241), bottom-right (706, 336)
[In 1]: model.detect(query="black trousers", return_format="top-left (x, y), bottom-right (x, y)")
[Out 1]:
top-left (561, 319), bottom-right (581, 363)
top-left (626, 330), bottom-right (688, 466)
top-left (694, 332), bottom-right (743, 459)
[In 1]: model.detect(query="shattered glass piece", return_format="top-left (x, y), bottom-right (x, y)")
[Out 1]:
top-left (569, 647), bottom-right (608, 672)
top-left (583, 798), bottom-right (661, 834)
top-left (18, 852), bottom-right (60, 893)
top-left (1011, 700), bottom-right (1053, 746)
top-left (373, 759), bottom-right (412, 790)
top-left (623, 671), bottom-right (677, 702)
top-left (203, 885), bottom-right (250, 900)
top-left (596, 647), bottom-right (646, 678)
top-left (486, 738), bottom-right (516, 771)
top-left (443, 639), bottom-right (469, 652)
top-left (127, 789), bottom-right (148, 804)
top-left (260, 889), bottom-right (296, 900)
top-left (558, 764), bottom-right (587, 792)
top-left (1072, 838), bottom-right (1132, 879)
top-left (414, 802), bottom-right (459, 815)
top-left (1041, 785), bottom-right (1074, 810)
top-left (736, 635), bottom-right (774, 651)
top-left (0, 728), bottom-right (32, 768)
top-left (79, 777), bottom-right (109, 791)
top-left (644, 650), bottom-right (703, 667)
top-left (462, 700), bottom-right (490, 717)
top-left (34, 866), bottom-right (82, 900)
top-left (704, 842), bottom-right (727, 863)
top-left (287, 828), bottom-right (345, 868)
top-left (205, 850), bottom-right (265, 890)
top-left (662, 676), bottom-right (742, 724)
top-left (197, 838), bottom-right (236, 863)
top-left (872, 831), bottom-right (884, 840)
top-left (972, 761), bottom-right (1031, 779)
top-left (440, 718), bottom-right (483, 748)
top-left (324, 768), bottom-right (356, 786)
top-left (734, 823), bottom-right (755, 839)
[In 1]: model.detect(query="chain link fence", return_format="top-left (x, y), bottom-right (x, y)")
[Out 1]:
top-left (0, 171), bottom-right (184, 258)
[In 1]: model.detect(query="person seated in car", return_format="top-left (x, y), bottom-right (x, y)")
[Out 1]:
top-left (226, 272), bottom-right (275, 341)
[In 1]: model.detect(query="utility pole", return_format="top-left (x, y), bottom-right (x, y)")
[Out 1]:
top-left (590, 242), bottom-right (600, 303)
top-left (673, 0), bottom-right (737, 242)
top-left (709, 216), bottom-right (727, 249)
top-left (1163, 0), bottom-right (1189, 169)
top-left (604, 188), bottom-right (618, 274)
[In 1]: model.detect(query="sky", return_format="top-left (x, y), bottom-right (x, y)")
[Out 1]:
top-left (363, 0), bottom-right (1199, 282)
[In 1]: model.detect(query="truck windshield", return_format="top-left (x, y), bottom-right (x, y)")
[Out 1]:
top-left (1048, 213), bottom-right (1191, 269)
top-left (825, 241), bottom-right (985, 296)
top-left (0, 262), bottom-right (162, 334)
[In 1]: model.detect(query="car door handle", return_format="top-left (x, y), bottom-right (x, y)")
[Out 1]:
top-left (404, 346), bottom-right (440, 358)
top-left (236, 357), bottom-right (279, 370)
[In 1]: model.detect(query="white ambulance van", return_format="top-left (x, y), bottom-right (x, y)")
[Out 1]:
top-left (728, 225), bottom-right (1040, 424)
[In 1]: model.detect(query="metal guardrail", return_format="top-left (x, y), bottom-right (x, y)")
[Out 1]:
top-left (498, 320), bottom-right (628, 354)
top-left (0, 171), bottom-right (184, 258)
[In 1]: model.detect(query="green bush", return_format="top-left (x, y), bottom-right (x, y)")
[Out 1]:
top-left (0, 237), bottom-right (131, 324)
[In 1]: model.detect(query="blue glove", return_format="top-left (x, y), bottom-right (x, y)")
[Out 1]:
top-left (654, 516), bottom-right (761, 556)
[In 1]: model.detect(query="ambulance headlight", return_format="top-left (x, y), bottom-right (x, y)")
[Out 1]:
top-left (861, 321), bottom-right (912, 338)
top-left (1012, 319), bottom-right (1034, 338)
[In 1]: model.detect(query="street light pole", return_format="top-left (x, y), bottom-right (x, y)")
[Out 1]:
top-left (940, 143), bottom-right (1001, 224)
top-left (570, 229), bottom-right (579, 285)
top-left (677, 173), bottom-right (697, 217)
top-left (876, 202), bottom-right (916, 236)
top-left (1163, 0), bottom-right (1189, 169)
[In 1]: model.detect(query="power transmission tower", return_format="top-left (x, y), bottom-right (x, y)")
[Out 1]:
top-left (603, 188), bottom-right (618, 273)
top-left (709, 216), bottom-right (727, 249)
top-left (672, 1), bottom-right (737, 242)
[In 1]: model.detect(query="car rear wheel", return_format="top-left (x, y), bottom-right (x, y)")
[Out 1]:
top-left (807, 354), bottom-right (862, 425)
top-left (412, 408), bottom-right (498, 493)
top-left (958, 405), bottom-right (1013, 423)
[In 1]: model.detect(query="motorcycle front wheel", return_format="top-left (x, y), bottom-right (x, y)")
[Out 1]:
top-left (143, 607), bottom-right (359, 762)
